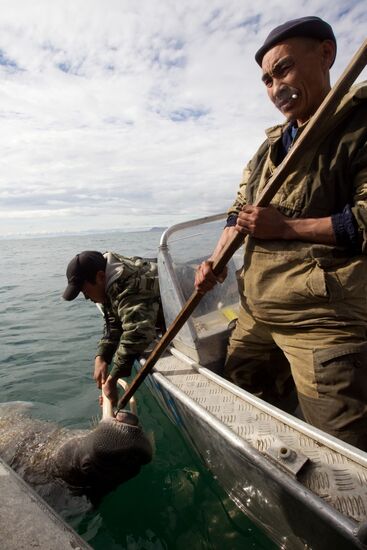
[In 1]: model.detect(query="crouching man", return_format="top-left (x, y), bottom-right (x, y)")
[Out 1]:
top-left (63, 250), bottom-right (162, 405)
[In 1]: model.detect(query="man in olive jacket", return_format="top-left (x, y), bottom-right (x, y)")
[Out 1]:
top-left (195, 17), bottom-right (367, 449)
top-left (63, 250), bottom-right (161, 405)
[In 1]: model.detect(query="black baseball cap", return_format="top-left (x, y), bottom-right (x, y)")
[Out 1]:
top-left (255, 16), bottom-right (337, 67)
top-left (63, 251), bottom-right (107, 301)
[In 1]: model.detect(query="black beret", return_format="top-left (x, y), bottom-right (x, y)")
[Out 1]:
top-left (255, 16), bottom-right (337, 67)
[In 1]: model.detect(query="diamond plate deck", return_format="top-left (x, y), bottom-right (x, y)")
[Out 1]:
top-left (154, 352), bottom-right (367, 524)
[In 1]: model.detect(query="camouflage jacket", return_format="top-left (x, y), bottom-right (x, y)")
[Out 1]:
top-left (228, 82), bottom-right (367, 326)
top-left (96, 252), bottom-right (160, 377)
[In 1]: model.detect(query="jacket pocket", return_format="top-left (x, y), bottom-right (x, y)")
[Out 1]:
top-left (244, 250), bottom-right (330, 306)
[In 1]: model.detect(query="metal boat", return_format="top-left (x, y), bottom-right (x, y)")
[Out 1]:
top-left (140, 212), bottom-right (367, 549)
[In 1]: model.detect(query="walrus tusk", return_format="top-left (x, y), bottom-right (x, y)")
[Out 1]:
top-left (101, 384), bottom-right (114, 419)
top-left (101, 379), bottom-right (137, 419)
top-left (117, 379), bottom-right (137, 416)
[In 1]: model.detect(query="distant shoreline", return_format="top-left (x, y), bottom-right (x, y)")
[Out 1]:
top-left (0, 226), bottom-right (168, 241)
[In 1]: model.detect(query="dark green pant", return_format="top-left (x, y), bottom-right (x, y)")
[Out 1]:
top-left (225, 303), bottom-right (367, 451)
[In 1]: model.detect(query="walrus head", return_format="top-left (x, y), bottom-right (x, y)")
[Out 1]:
top-left (53, 411), bottom-right (153, 498)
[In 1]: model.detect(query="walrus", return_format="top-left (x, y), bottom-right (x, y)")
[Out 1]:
top-left (0, 388), bottom-right (153, 509)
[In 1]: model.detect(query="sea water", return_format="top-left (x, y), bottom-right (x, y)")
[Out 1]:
top-left (0, 231), bottom-right (276, 549)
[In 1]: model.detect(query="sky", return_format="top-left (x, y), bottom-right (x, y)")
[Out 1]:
top-left (0, 0), bottom-right (366, 237)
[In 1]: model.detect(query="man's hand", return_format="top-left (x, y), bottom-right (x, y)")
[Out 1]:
top-left (194, 260), bottom-right (227, 295)
top-left (94, 356), bottom-right (109, 388)
top-left (236, 205), bottom-right (288, 239)
top-left (102, 374), bottom-right (119, 407)
top-left (236, 205), bottom-right (336, 244)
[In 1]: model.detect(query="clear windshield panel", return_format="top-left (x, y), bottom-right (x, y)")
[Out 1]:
top-left (166, 216), bottom-right (243, 338)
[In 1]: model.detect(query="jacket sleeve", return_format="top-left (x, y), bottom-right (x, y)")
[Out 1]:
top-left (96, 307), bottom-right (121, 364)
top-left (226, 139), bottom-right (269, 218)
top-left (226, 161), bottom-right (252, 218)
top-left (351, 143), bottom-right (367, 254)
top-left (107, 288), bottom-right (159, 377)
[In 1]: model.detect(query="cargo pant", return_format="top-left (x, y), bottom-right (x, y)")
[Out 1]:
top-left (225, 302), bottom-right (367, 451)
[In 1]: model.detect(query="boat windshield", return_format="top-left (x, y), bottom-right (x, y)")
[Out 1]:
top-left (158, 214), bottom-right (243, 367)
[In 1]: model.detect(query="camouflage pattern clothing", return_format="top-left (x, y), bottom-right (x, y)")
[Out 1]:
top-left (96, 252), bottom-right (160, 379)
top-left (224, 82), bottom-right (367, 449)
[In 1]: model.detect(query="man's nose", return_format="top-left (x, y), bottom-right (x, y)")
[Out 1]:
top-left (270, 78), bottom-right (282, 100)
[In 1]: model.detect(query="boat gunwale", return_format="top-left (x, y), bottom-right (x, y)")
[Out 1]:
top-left (159, 212), bottom-right (226, 248)
top-left (168, 347), bottom-right (367, 470)
top-left (149, 364), bottom-right (366, 549)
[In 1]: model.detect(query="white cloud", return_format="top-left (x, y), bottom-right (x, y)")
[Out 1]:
top-left (0, 0), bottom-right (366, 236)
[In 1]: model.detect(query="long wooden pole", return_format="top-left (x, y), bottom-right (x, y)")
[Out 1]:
top-left (116, 39), bottom-right (367, 412)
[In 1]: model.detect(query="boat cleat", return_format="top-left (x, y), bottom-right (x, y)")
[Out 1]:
top-left (265, 443), bottom-right (309, 477)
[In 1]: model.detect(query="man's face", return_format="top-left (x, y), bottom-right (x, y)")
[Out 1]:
top-left (82, 271), bottom-right (106, 303)
top-left (261, 37), bottom-right (333, 124)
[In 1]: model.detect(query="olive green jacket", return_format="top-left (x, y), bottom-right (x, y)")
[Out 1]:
top-left (228, 82), bottom-right (367, 326)
top-left (96, 252), bottom-right (160, 377)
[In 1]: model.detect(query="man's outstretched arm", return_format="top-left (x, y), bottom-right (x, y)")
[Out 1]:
top-left (194, 205), bottom-right (342, 295)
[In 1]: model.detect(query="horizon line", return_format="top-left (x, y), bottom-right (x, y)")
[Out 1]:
top-left (0, 225), bottom-right (168, 241)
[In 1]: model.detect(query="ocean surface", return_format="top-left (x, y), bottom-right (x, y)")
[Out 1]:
top-left (0, 230), bottom-right (276, 550)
